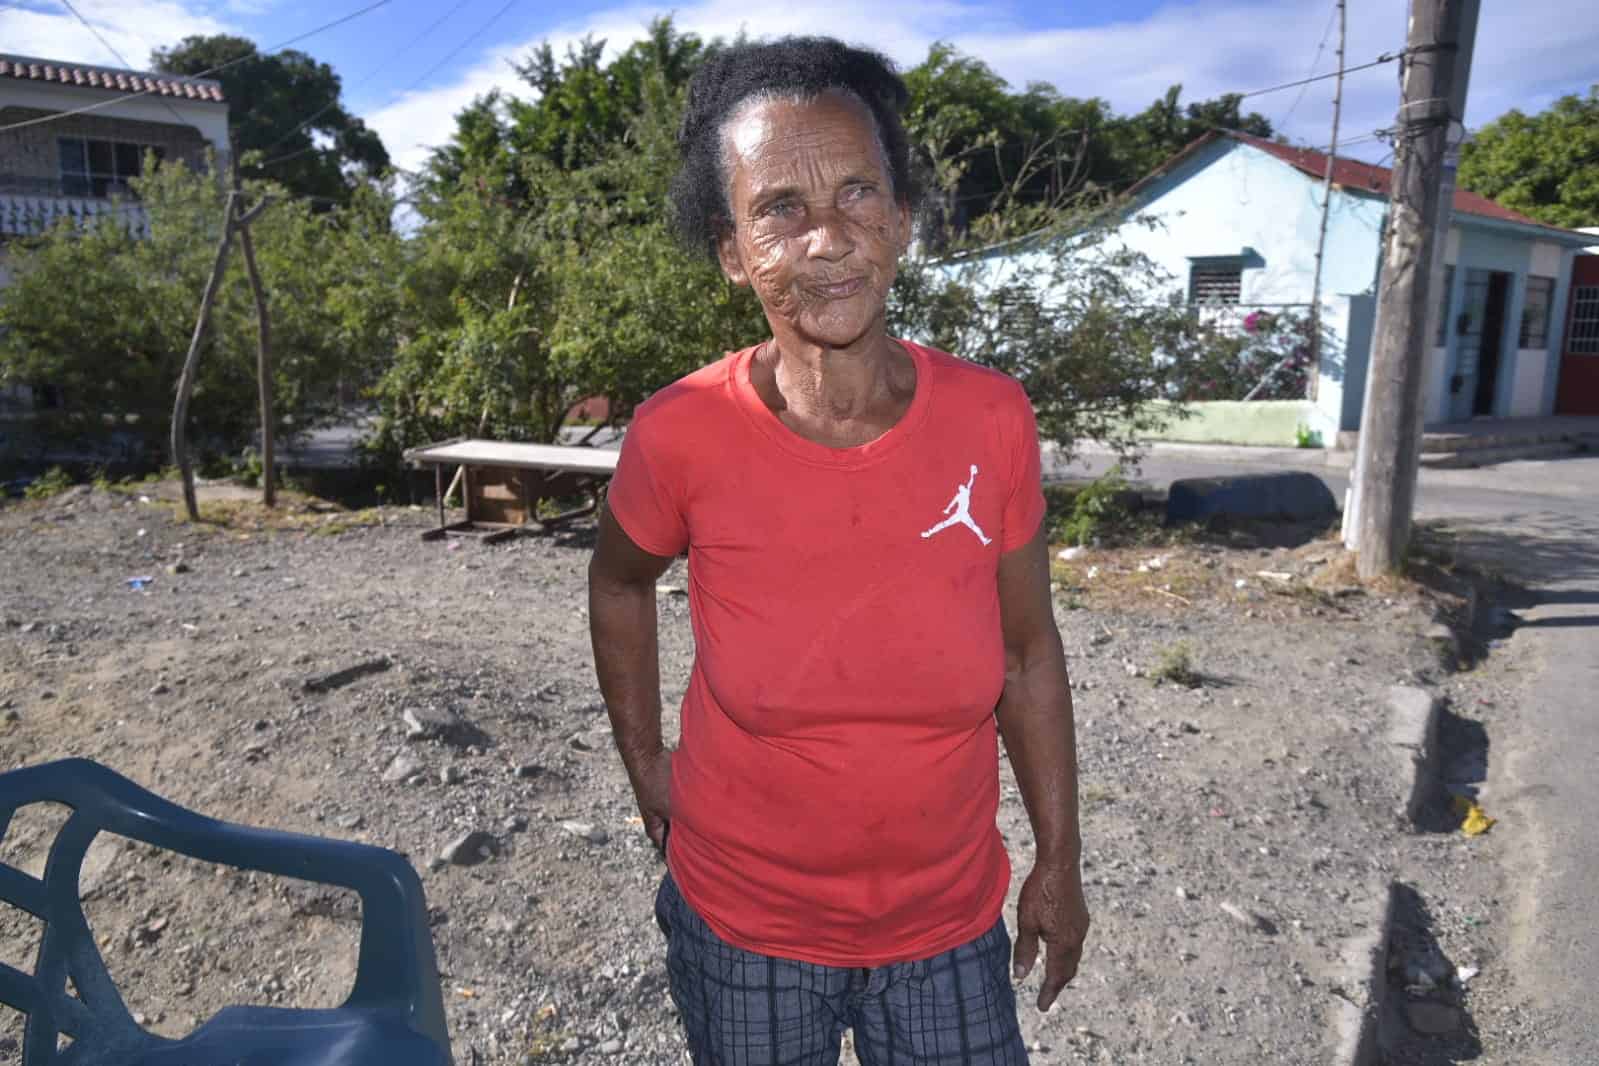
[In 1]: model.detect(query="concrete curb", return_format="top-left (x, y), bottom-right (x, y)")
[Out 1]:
top-left (1329, 881), bottom-right (1399, 1066)
top-left (1327, 686), bottom-right (1444, 1065)
top-left (1385, 685), bottom-right (1443, 825)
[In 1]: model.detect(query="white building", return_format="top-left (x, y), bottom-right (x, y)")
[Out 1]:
top-left (0, 54), bottom-right (228, 412)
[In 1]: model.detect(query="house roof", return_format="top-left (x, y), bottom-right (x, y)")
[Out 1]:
top-left (1126, 129), bottom-right (1590, 242)
top-left (0, 54), bottom-right (225, 103)
top-left (1224, 130), bottom-right (1536, 225)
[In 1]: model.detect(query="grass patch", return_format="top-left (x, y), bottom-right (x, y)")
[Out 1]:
top-left (22, 466), bottom-right (73, 500)
top-left (1152, 641), bottom-right (1203, 688)
top-left (168, 494), bottom-right (387, 536)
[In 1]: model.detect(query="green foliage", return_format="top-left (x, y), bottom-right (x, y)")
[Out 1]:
top-left (1051, 467), bottom-right (1134, 547)
top-left (1168, 308), bottom-right (1314, 402)
top-left (152, 35), bottom-right (388, 207)
top-left (1295, 424), bottom-right (1322, 449)
top-left (1152, 640), bottom-right (1202, 688)
top-left (890, 226), bottom-right (1201, 464)
top-left (23, 466), bottom-right (73, 500)
top-left (902, 43), bottom-right (1273, 245)
top-left (1459, 86), bottom-right (1599, 229)
top-left (0, 158), bottom-right (403, 464)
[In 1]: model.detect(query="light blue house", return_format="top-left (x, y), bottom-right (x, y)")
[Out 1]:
top-left (971, 130), bottom-right (1595, 447)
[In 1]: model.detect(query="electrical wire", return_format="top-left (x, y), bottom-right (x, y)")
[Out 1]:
top-left (260, 0), bottom-right (520, 172)
top-left (0, 0), bottom-right (394, 134)
top-left (1277, 0), bottom-right (1339, 129)
top-left (1238, 51), bottom-right (1401, 101)
top-left (54, 0), bottom-right (193, 129)
top-left (256, 0), bottom-right (482, 160)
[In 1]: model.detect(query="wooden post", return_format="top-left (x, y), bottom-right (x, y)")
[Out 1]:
top-left (171, 190), bottom-right (239, 523)
top-left (236, 203), bottom-right (275, 507)
top-left (1350, 0), bottom-right (1479, 578)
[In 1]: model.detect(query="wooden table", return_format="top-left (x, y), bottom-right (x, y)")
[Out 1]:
top-left (403, 437), bottom-right (620, 543)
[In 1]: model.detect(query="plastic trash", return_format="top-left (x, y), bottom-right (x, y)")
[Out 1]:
top-left (1452, 796), bottom-right (1496, 836)
top-left (125, 575), bottom-right (154, 591)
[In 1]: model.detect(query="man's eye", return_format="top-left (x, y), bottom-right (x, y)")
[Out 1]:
top-left (763, 200), bottom-right (798, 218)
top-left (844, 183), bottom-right (877, 202)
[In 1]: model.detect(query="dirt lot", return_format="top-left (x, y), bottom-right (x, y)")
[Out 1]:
top-left (0, 483), bottom-right (1451, 1064)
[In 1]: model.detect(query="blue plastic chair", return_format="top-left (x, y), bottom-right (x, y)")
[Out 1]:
top-left (0, 759), bottom-right (452, 1065)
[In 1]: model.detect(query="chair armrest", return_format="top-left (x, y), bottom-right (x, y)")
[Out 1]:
top-left (0, 759), bottom-right (449, 1053)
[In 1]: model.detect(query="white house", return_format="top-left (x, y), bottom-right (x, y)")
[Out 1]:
top-left (0, 53), bottom-right (228, 412)
top-left (962, 130), bottom-right (1596, 447)
top-left (0, 53), bottom-right (229, 275)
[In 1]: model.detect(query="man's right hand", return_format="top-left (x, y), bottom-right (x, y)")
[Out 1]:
top-left (631, 747), bottom-right (673, 851)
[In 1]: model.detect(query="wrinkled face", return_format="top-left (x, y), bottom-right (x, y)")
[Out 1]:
top-left (716, 91), bottom-right (911, 349)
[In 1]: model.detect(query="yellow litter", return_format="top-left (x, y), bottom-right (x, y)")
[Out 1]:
top-left (1452, 796), bottom-right (1496, 836)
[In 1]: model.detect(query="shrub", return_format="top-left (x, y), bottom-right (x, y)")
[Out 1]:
top-left (23, 466), bottom-right (74, 500)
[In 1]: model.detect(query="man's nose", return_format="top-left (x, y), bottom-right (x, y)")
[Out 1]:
top-left (806, 206), bottom-right (855, 262)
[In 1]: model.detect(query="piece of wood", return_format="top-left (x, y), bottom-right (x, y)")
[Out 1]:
top-left (1351, 0), bottom-right (1479, 578)
top-left (236, 196), bottom-right (275, 508)
top-left (171, 190), bottom-right (239, 523)
top-left (403, 439), bottom-right (620, 475)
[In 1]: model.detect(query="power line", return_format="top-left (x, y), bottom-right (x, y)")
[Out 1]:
top-left (1277, 0), bottom-right (1339, 128)
top-left (54, 0), bottom-right (193, 129)
top-left (260, 0), bottom-right (520, 173)
top-left (257, 0), bottom-right (482, 159)
top-left (1238, 51), bottom-right (1402, 101)
top-left (0, 0), bottom-right (394, 134)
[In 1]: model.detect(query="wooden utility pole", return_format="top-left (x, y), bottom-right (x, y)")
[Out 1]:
top-left (171, 191), bottom-right (239, 523)
top-left (1306, 0), bottom-right (1346, 387)
top-left (170, 181), bottom-right (271, 522)
top-left (231, 154), bottom-right (276, 507)
top-left (1349, 0), bottom-right (1479, 578)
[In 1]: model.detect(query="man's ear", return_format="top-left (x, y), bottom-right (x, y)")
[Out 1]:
top-left (716, 226), bottom-right (749, 287)
top-left (896, 200), bottom-right (913, 256)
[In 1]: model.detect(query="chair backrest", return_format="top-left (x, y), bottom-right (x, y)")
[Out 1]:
top-left (0, 759), bottom-right (451, 1065)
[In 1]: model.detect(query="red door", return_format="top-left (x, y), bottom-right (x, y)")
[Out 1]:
top-left (1556, 255), bottom-right (1599, 415)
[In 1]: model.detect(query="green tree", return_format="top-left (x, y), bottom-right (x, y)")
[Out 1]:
top-left (152, 35), bottom-right (389, 206)
top-left (0, 158), bottom-right (401, 465)
top-left (901, 44), bottom-right (1273, 244)
top-left (1459, 86), bottom-right (1599, 229)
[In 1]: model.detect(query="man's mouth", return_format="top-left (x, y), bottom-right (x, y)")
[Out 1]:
top-left (810, 277), bottom-right (866, 299)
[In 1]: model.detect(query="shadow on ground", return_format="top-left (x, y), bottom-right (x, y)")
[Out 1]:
top-left (1381, 883), bottom-right (1484, 1064)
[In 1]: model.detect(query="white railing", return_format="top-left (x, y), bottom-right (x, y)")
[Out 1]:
top-left (0, 192), bottom-right (148, 239)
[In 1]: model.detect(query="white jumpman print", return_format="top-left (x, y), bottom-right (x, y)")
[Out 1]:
top-left (921, 464), bottom-right (992, 546)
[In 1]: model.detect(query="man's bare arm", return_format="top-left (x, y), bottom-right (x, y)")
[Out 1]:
top-left (588, 507), bottom-right (676, 847)
top-left (995, 523), bottom-right (1089, 1010)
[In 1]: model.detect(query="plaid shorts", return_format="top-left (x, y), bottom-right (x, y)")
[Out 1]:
top-left (654, 872), bottom-right (1029, 1066)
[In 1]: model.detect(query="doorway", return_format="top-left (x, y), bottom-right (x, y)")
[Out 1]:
top-left (1451, 269), bottom-right (1512, 421)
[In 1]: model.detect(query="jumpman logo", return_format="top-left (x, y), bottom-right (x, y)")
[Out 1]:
top-left (921, 464), bottom-right (992, 546)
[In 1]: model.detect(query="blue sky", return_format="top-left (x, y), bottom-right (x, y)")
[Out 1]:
top-left (5, 0), bottom-right (1597, 177)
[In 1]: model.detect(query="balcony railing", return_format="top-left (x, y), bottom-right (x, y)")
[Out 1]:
top-left (0, 190), bottom-right (148, 239)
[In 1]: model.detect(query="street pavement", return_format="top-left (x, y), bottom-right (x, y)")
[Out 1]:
top-left (1074, 442), bottom-right (1599, 1062)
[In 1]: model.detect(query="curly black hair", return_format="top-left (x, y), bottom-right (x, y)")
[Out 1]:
top-left (669, 36), bottom-right (922, 260)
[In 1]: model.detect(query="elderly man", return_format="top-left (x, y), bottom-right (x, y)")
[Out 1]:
top-left (587, 35), bottom-right (1088, 1066)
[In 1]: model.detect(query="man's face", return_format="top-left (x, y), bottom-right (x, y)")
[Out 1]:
top-left (716, 91), bottom-right (911, 349)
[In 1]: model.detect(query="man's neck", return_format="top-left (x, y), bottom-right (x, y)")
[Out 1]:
top-left (761, 329), bottom-right (910, 424)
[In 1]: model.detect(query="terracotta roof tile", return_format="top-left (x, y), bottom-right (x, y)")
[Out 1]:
top-left (1226, 130), bottom-right (1539, 226)
top-left (0, 53), bottom-right (224, 103)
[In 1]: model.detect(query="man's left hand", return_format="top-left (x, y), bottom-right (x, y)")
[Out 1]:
top-left (1012, 859), bottom-right (1090, 1011)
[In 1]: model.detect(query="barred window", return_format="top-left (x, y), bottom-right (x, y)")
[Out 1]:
top-left (1570, 285), bottom-right (1599, 355)
top-left (1520, 275), bottom-right (1555, 348)
top-left (1189, 262), bottom-right (1242, 304)
top-left (58, 138), bottom-right (163, 198)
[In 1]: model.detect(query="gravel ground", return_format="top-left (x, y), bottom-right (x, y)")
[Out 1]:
top-left (0, 485), bottom-right (1451, 1064)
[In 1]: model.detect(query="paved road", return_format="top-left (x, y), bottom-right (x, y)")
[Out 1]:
top-left (1078, 444), bottom-right (1599, 1061)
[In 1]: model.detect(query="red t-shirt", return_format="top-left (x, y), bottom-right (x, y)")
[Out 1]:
top-left (606, 339), bottom-right (1045, 967)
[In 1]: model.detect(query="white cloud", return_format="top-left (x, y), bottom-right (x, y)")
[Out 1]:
top-left (356, 0), bottom-right (1599, 179)
top-left (0, 1), bottom-right (232, 70)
